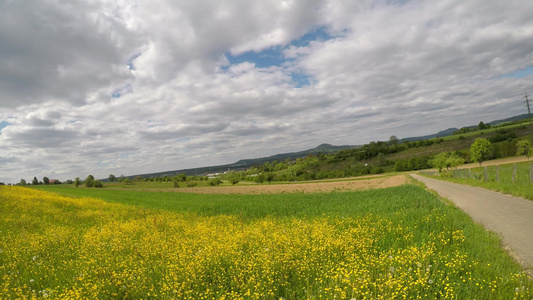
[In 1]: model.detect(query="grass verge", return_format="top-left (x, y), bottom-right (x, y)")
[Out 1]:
top-left (423, 161), bottom-right (533, 200)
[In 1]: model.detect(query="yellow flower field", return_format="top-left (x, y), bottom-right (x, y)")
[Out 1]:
top-left (0, 186), bottom-right (531, 299)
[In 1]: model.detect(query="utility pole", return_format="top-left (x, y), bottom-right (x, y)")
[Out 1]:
top-left (524, 91), bottom-right (533, 125)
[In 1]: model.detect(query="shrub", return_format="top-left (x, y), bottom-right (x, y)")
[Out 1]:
top-left (93, 180), bottom-right (104, 188)
top-left (186, 181), bottom-right (197, 187)
top-left (209, 179), bottom-right (222, 186)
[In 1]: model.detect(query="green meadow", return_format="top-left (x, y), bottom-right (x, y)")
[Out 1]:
top-left (0, 184), bottom-right (531, 299)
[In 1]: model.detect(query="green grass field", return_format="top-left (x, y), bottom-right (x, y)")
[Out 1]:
top-left (1, 184), bottom-right (532, 299)
top-left (426, 161), bottom-right (533, 200)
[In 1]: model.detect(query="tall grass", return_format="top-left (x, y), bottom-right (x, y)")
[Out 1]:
top-left (1, 185), bottom-right (531, 299)
top-left (434, 161), bottom-right (533, 200)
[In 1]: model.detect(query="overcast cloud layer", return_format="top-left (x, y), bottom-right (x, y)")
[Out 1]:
top-left (1, 0), bottom-right (533, 183)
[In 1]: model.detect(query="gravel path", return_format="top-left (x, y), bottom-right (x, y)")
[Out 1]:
top-left (411, 174), bottom-right (533, 275)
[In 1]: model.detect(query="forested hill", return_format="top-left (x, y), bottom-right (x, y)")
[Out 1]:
top-left (117, 143), bottom-right (358, 180)
top-left (233, 143), bottom-right (358, 166)
top-left (401, 128), bottom-right (459, 142)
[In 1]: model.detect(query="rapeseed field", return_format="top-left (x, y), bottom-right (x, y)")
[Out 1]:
top-left (0, 185), bottom-right (531, 299)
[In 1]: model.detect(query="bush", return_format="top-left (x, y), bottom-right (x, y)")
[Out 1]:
top-left (209, 179), bottom-right (222, 186)
top-left (93, 180), bottom-right (104, 188)
top-left (489, 131), bottom-right (516, 143)
top-left (186, 181), bottom-right (197, 187)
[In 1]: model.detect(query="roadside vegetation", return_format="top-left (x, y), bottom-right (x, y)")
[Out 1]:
top-left (424, 160), bottom-right (533, 200)
top-left (1, 184), bottom-right (532, 299)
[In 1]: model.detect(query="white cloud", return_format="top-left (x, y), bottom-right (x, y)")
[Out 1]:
top-left (1, 0), bottom-right (533, 183)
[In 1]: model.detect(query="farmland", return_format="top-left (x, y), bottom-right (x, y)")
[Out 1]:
top-left (35, 175), bottom-right (407, 195)
top-left (1, 181), bottom-right (532, 299)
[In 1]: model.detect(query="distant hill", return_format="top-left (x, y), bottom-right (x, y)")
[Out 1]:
top-left (400, 114), bottom-right (532, 142)
top-left (234, 143), bottom-right (358, 166)
top-left (401, 128), bottom-right (459, 142)
top-left (116, 113), bottom-right (531, 181)
top-left (112, 143), bottom-right (359, 180)
top-left (487, 113), bottom-right (531, 125)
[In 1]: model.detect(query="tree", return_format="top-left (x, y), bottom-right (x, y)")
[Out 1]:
top-left (255, 173), bottom-right (265, 184)
top-left (186, 180), bottom-right (197, 187)
top-left (266, 173), bottom-right (275, 183)
top-left (74, 177), bottom-right (81, 188)
top-left (394, 159), bottom-right (408, 172)
top-left (478, 121), bottom-right (486, 130)
top-left (225, 171), bottom-right (240, 185)
top-left (209, 178), bottom-right (222, 186)
top-left (446, 153), bottom-right (465, 169)
top-left (93, 180), bottom-right (104, 188)
top-left (376, 152), bottom-right (387, 166)
top-left (470, 138), bottom-right (492, 166)
top-left (389, 135), bottom-right (399, 145)
top-left (85, 175), bottom-right (95, 188)
top-left (431, 152), bottom-right (450, 172)
top-left (20, 179), bottom-right (27, 185)
top-left (516, 139), bottom-right (533, 160)
top-left (32, 177), bottom-right (39, 185)
top-left (43, 177), bottom-right (49, 185)
top-left (108, 174), bottom-right (116, 182)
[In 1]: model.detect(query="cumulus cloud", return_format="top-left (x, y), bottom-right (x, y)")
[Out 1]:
top-left (0, 1), bottom-right (139, 108)
top-left (1, 0), bottom-right (533, 183)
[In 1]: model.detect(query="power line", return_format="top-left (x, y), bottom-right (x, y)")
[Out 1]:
top-left (524, 91), bottom-right (532, 125)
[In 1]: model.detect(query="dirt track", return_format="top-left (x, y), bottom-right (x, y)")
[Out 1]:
top-left (158, 175), bottom-right (408, 194)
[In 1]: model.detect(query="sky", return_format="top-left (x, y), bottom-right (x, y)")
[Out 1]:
top-left (1, 0), bottom-right (533, 184)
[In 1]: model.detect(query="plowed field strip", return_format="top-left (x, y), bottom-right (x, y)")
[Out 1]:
top-left (127, 175), bottom-right (408, 194)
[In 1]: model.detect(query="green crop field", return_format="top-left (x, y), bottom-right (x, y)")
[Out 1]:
top-left (1, 184), bottom-right (531, 299)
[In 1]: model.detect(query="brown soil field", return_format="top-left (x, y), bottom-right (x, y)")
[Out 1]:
top-left (159, 175), bottom-right (408, 194)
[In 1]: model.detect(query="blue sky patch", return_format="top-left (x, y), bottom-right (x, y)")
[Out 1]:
top-left (127, 53), bottom-right (142, 70)
top-left (498, 66), bottom-right (533, 79)
top-left (291, 72), bottom-right (312, 88)
top-left (226, 46), bottom-right (285, 68)
top-left (226, 27), bottom-right (333, 69)
top-left (112, 83), bottom-right (134, 98)
top-left (224, 27), bottom-right (332, 88)
top-left (0, 121), bottom-right (10, 134)
top-left (291, 27), bottom-right (333, 47)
